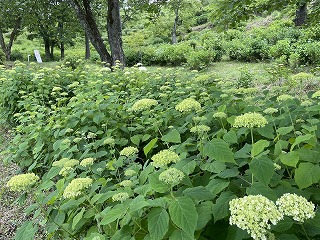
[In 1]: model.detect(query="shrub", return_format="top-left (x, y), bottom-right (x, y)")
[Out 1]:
top-left (154, 42), bottom-right (193, 66)
top-left (0, 50), bottom-right (4, 64)
top-left (186, 50), bottom-right (214, 70)
top-left (235, 68), bottom-right (255, 88)
top-left (270, 39), bottom-right (292, 61)
top-left (10, 50), bottom-right (24, 61)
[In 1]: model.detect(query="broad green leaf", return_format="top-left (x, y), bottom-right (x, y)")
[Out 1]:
top-left (212, 191), bottom-right (236, 222)
top-left (277, 126), bottom-right (294, 136)
top-left (100, 205), bottom-right (126, 225)
top-left (226, 225), bottom-right (250, 240)
top-left (295, 163), bottom-right (320, 189)
top-left (278, 234), bottom-right (299, 240)
top-left (147, 208), bottom-right (169, 240)
top-left (72, 207), bottom-right (85, 230)
top-left (290, 134), bottom-right (314, 151)
top-left (93, 112), bottom-right (105, 124)
top-left (149, 172), bottom-right (170, 193)
top-left (246, 182), bottom-right (277, 201)
top-left (161, 129), bottom-right (181, 143)
top-left (234, 144), bottom-right (251, 159)
top-left (131, 134), bottom-right (142, 145)
top-left (139, 165), bottom-right (154, 185)
top-left (206, 178), bottom-right (229, 195)
top-left (223, 130), bottom-right (238, 144)
top-left (272, 217), bottom-right (293, 232)
top-left (169, 196), bottom-right (198, 236)
top-left (249, 156), bottom-right (274, 185)
top-left (183, 186), bottom-right (215, 201)
top-left (251, 140), bottom-right (269, 157)
top-left (196, 201), bottom-right (213, 230)
top-left (200, 160), bottom-right (226, 173)
top-left (54, 211), bottom-right (66, 226)
top-left (129, 195), bottom-right (150, 212)
top-left (143, 138), bottom-right (158, 156)
top-left (110, 225), bottom-right (132, 240)
top-left (203, 138), bottom-right (236, 163)
top-left (174, 158), bottom-right (196, 175)
top-left (257, 124), bottom-right (275, 139)
top-left (279, 151), bottom-right (299, 168)
top-left (169, 229), bottom-right (194, 240)
top-left (14, 221), bottom-right (37, 240)
top-left (217, 168), bottom-right (239, 178)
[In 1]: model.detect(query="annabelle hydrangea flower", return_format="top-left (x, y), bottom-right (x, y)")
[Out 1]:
top-left (63, 177), bottom-right (93, 199)
top-left (175, 98), bottom-right (201, 112)
top-left (130, 98), bottom-right (158, 112)
top-left (120, 146), bottom-right (139, 157)
top-left (7, 173), bottom-right (40, 192)
top-left (103, 137), bottom-right (115, 145)
top-left (229, 195), bottom-right (283, 240)
top-left (112, 192), bottom-right (129, 202)
top-left (151, 150), bottom-right (180, 168)
top-left (190, 125), bottom-right (211, 135)
top-left (263, 108), bottom-right (278, 115)
top-left (276, 193), bottom-right (316, 222)
top-left (233, 112), bottom-right (268, 129)
top-left (59, 166), bottom-right (74, 177)
top-left (213, 112), bottom-right (227, 119)
top-left (277, 94), bottom-right (294, 102)
top-left (159, 168), bottom-right (184, 186)
top-left (80, 158), bottom-right (94, 167)
top-left (312, 90), bottom-right (320, 99)
top-left (124, 169), bottom-right (136, 176)
top-left (119, 180), bottom-right (134, 187)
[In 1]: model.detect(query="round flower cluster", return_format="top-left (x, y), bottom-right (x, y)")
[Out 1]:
top-left (124, 169), bottom-right (136, 176)
top-left (193, 116), bottom-right (208, 123)
top-left (274, 163), bottom-right (281, 171)
top-left (213, 112), bottom-right (227, 119)
top-left (52, 158), bottom-right (69, 167)
top-left (263, 108), bottom-right (278, 115)
top-left (119, 180), bottom-right (133, 187)
top-left (175, 98), bottom-right (201, 112)
top-left (64, 159), bottom-right (79, 167)
top-left (312, 90), bottom-right (320, 99)
top-left (130, 98), bottom-right (158, 112)
top-left (112, 192), bottom-right (129, 202)
top-left (229, 195), bottom-right (283, 240)
top-left (7, 173), bottom-right (40, 192)
top-left (151, 150), bottom-right (180, 168)
top-left (63, 177), bottom-right (93, 199)
top-left (276, 193), bottom-right (315, 222)
top-left (159, 168), bottom-right (184, 186)
top-left (300, 100), bottom-right (313, 107)
top-left (233, 112), bottom-right (268, 129)
top-left (59, 167), bottom-right (73, 177)
top-left (80, 158), bottom-right (94, 167)
top-left (190, 125), bottom-right (211, 135)
top-left (277, 94), bottom-right (294, 102)
top-left (120, 146), bottom-right (139, 157)
top-left (103, 137), bottom-right (115, 145)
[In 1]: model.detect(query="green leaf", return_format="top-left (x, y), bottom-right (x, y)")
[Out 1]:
top-left (278, 234), bottom-right (299, 240)
top-left (249, 156), bottom-right (274, 185)
top-left (200, 161), bottom-right (226, 173)
top-left (217, 168), bottom-right (239, 178)
top-left (295, 163), bottom-right (320, 189)
top-left (72, 207), bottom-right (85, 230)
top-left (131, 134), bottom-right (142, 146)
top-left (147, 208), bottom-right (169, 240)
top-left (161, 129), bottom-right (181, 143)
top-left (206, 178), bottom-right (229, 195)
top-left (183, 186), bottom-right (215, 201)
top-left (93, 112), bottom-right (105, 124)
top-left (257, 124), bottom-right (275, 139)
top-left (272, 217), bottom-right (293, 232)
top-left (143, 137), bottom-right (158, 156)
top-left (279, 151), bottom-right (299, 168)
top-left (203, 138), bottom-right (236, 163)
top-left (14, 221), bottom-right (37, 240)
top-left (290, 134), bottom-right (314, 151)
top-left (169, 197), bottom-right (198, 236)
top-left (223, 130), bottom-right (238, 144)
top-left (246, 182), bottom-right (277, 201)
top-left (129, 195), bottom-right (149, 212)
top-left (196, 201), bottom-right (213, 230)
top-left (149, 172), bottom-right (170, 193)
top-left (212, 191), bottom-right (236, 222)
top-left (277, 126), bottom-right (294, 135)
top-left (251, 140), bottom-right (269, 157)
top-left (169, 229), bottom-right (194, 240)
top-left (110, 225), bottom-right (132, 240)
top-left (100, 205), bottom-right (126, 225)
top-left (174, 158), bottom-right (196, 175)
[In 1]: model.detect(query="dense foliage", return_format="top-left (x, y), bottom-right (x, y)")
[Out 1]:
top-left (1, 62), bottom-right (320, 239)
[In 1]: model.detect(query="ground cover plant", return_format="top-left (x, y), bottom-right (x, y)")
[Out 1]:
top-left (0, 62), bottom-right (320, 240)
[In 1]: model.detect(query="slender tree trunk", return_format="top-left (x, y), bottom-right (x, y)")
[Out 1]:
top-left (107, 0), bottom-right (125, 67)
top-left (85, 31), bottom-right (90, 60)
top-left (0, 17), bottom-right (22, 61)
top-left (44, 38), bottom-right (51, 61)
top-left (70, 0), bottom-right (112, 65)
top-left (172, 0), bottom-right (181, 44)
top-left (50, 42), bottom-right (54, 60)
top-left (58, 22), bottom-right (65, 60)
top-left (61, 42), bottom-right (65, 60)
top-left (294, 2), bottom-right (308, 26)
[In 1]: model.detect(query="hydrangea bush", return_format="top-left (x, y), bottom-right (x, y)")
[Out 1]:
top-left (0, 63), bottom-right (319, 239)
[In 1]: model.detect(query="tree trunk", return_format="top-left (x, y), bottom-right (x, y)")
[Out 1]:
top-left (44, 38), bottom-right (51, 61)
top-left (58, 22), bottom-right (65, 60)
top-left (61, 42), bottom-right (65, 60)
top-left (107, 0), bottom-right (125, 67)
top-left (70, 0), bottom-right (112, 65)
top-left (294, 2), bottom-right (308, 26)
top-left (0, 17), bottom-right (22, 61)
top-left (171, 0), bottom-right (181, 44)
top-left (50, 42), bottom-right (54, 60)
top-left (85, 31), bottom-right (90, 60)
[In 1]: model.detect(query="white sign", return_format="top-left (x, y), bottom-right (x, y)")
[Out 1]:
top-left (34, 50), bottom-right (42, 63)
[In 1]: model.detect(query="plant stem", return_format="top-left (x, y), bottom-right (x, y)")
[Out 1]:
top-left (301, 223), bottom-right (311, 240)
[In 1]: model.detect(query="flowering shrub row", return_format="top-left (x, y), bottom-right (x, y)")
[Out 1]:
top-left (0, 62), bottom-right (320, 239)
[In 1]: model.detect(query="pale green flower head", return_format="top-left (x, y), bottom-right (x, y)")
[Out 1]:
top-left (151, 150), bottom-right (180, 168)
top-left (263, 108), bottom-right (278, 115)
top-left (274, 163), bottom-right (281, 171)
top-left (233, 112), bottom-right (268, 129)
top-left (103, 137), bottom-right (115, 145)
top-left (124, 169), bottom-right (136, 177)
top-left (7, 173), bottom-right (40, 192)
top-left (159, 168), bottom-right (184, 186)
top-left (52, 86), bottom-right (62, 92)
top-left (229, 195), bottom-right (283, 240)
top-left (276, 193), bottom-right (315, 222)
top-left (312, 90), bottom-right (320, 99)
top-left (193, 116), bottom-right (208, 123)
top-left (119, 180), bottom-right (134, 187)
top-left (120, 146), bottom-right (139, 157)
top-left (73, 137), bottom-right (82, 143)
top-left (59, 166), bottom-right (74, 177)
top-left (213, 112), bottom-right (227, 119)
top-left (130, 98), bottom-right (158, 112)
top-left (301, 100), bottom-right (313, 107)
top-left (175, 98), bottom-right (201, 112)
top-left (277, 94), bottom-right (294, 102)
top-left (190, 125), bottom-right (211, 135)
top-left (63, 159), bottom-right (79, 168)
top-left (80, 158), bottom-right (94, 167)
top-left (112, 192), bottom-right (129, 202)
top-left (63, 177), bottom-right (93, 199)
top-left (52, 158), bottom-right (70, 167)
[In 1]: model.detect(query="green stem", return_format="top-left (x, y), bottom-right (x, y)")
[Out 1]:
top-left (301, 223), bottom-right (311, 240)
